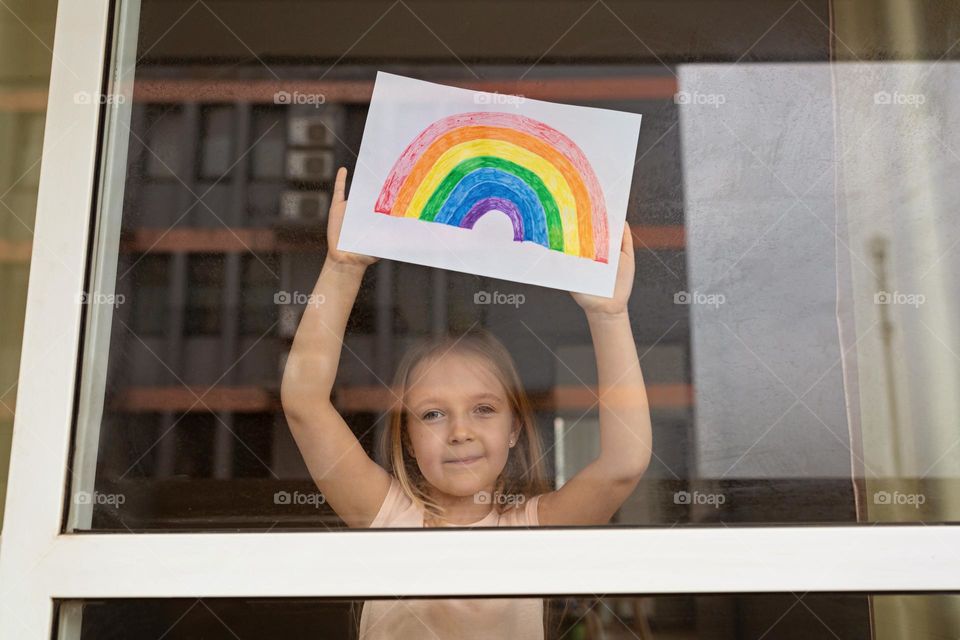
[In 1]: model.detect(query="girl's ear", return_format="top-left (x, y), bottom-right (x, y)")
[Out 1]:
top-left (509, 423), bottom-right (521, 448)
top-left (402, 428), bottom-right (416, 458)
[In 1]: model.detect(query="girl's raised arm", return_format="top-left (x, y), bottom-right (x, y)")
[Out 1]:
top-left (538, 225), bottom-right (653, 526)
top-left (280, 167), bottom-right (392, 528)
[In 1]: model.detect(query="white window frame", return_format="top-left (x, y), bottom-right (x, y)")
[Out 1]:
top-left (1, 1), bottom-right (958, 637)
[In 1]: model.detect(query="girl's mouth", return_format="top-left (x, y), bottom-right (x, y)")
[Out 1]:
top-left (445, 455), bottom-right (483, 465)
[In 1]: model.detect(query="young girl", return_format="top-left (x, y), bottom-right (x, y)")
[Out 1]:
top-left (281, 167), bottom-right (653, 639)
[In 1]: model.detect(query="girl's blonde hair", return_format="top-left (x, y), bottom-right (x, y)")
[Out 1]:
top-left (377, 327), bottom-right (550, 522)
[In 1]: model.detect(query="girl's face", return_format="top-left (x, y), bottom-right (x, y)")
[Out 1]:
top-left (403, 350), bottom-right (519, 500)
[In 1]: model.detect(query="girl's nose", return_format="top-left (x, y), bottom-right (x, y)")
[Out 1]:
top-left (447, 414), bottom-right (475, 443)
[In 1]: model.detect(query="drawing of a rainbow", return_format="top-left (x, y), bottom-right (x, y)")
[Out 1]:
top-left (374, 112), bottom-right (609, 263)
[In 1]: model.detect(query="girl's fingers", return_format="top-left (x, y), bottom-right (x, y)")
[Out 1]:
top-left (333, 167), bottom-right (347, 204)
top-left (621, 223), bottom-right (634, 257)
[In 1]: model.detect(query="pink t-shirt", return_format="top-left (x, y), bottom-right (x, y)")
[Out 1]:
top-left (358, 477), bottom-right (544, 640)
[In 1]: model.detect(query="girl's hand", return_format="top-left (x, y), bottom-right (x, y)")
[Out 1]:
top-left (571, 224), bottom-right (635, 316)
top-left (325, 167), bottom-right (379, 269)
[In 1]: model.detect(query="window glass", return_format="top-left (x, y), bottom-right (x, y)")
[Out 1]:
top-left (54, 594), bottom-right (960, 640)
top-left (0, 0), bottom-right (58, 529)
top-left (69, 0), bottom-right (960, 531)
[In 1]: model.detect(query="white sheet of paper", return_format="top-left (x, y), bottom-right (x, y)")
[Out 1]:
top-left (339, 72), bottom-right (643, 297)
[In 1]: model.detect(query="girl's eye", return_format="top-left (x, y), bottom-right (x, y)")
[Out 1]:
top-left (476, 405), bottom-right (495, 415)
top-left (422, 410), bottom-right (442, 421)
